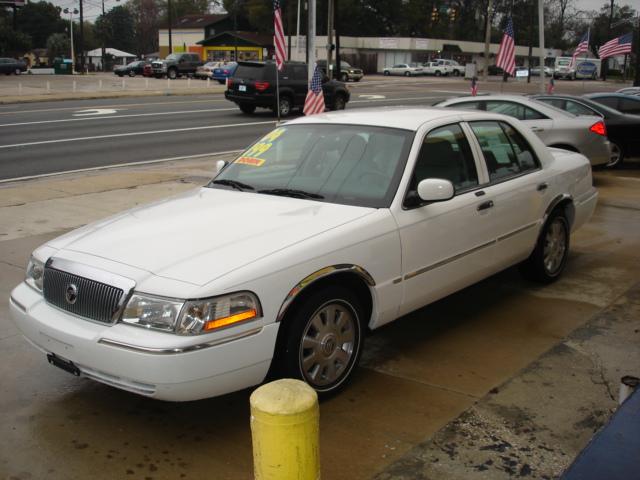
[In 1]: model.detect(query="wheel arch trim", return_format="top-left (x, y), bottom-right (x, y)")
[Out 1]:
top-left (276, 264), bottom-right (376, 322)
top-left (544, 193), bottom-right (574, 225)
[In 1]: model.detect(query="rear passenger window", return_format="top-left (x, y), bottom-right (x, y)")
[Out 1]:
top-left (410, 123), bottom-right (479, 194)
top-left (486, 101), bottom-right (546, 120)
top-left (451, 101), bottom-right (483, 110)
top-left (470, 121), bottom-right (539, 182)
top-left (565, 100), bottom-right (599, 116)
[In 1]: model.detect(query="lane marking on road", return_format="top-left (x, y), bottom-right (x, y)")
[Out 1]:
top-left (0, 107), bottom-right (239, 127)
top-left (0, 150), bottom-right (243, 184)
top-left (0, 120), bottom-right (276, 149)
top-left (0, 97), bottom-right (228, 116)
top-left (73, 108), bottom-right (120, 116)
top-left (358, 94), bottom-right (386, 99)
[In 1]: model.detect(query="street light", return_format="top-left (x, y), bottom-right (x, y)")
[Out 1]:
top-left (63, 7), bottom-right (79, 74)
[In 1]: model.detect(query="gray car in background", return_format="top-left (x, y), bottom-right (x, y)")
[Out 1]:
top-left (435, 95), bottom-right (611, 166)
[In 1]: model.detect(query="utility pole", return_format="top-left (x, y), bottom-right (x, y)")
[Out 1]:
top-left (79, 0), bottom-right (84, 73)
top-left (326, 0), bottom-right (333, 79)
top-left (335, 0), bottom-right (340, 78)
top-left (602, 0), bottom-right (614, 81)
top-left (538, 0), bottom-right (545, 93)
top-left (287, 0), bottom-right (293, 60)
top-left (296, 0), bottom-right (301, 57)
top-left (527, 1), bottom-right (534, 83)
top-left (483, 0), bottom-right (493, 81)
top-left (635, 14), bottom-right (640, 86)
top-left (101, 0), bottom-right (105, 71)
top-left (308, 0), bottom-right (315, 79)
top-left (233, 1), bottom-right (238, 61)
top-left (64, 8), bottom-right (78, 74)
top-left (168, 0), bottom-right (173, 54)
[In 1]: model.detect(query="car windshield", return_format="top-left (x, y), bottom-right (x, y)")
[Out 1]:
top-left (207, 124), bottom-right (414, 208)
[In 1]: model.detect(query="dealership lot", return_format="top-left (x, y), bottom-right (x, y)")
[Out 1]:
top-left (1, 151), bottom-right (639, 479)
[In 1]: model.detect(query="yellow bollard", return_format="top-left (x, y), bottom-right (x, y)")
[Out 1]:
top-left (250, 379), bottom-right (320, 480)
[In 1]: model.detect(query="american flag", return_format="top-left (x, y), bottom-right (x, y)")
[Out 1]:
top-left (495, 17), bottom-right (516, 76)
top-left (599, 33), bottom-right (633, 59)
top-left (547, 76), bottom-right (554, 94)
top-left (471, 76), bottom-right (478, 96)
top-left (273, 0), bottom-right (286, 71)
top-left (303, 64), bottom-right (325, 116)
top-left (570, 31), bottom-right (590, 67)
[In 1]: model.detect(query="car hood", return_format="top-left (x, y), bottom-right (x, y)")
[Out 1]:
top-left (49, 187), bottom-right (375, 286)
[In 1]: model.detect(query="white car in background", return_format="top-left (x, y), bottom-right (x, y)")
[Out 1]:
top-left (422, 61), bottom-right (448, 76)
top-left (10, 107), bottom-right (597, 401)
top-left (436, 59), bottom-right (466, 76)
top-left (383, 63), bottom-right (423, 76)
top-left (435, 95), bottom-right (611, 166)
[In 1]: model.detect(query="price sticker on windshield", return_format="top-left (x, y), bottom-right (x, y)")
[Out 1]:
top-left (235, 157), bottom-right (266, 167)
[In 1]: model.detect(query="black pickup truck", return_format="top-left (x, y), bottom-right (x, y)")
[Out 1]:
top-left (225, 61), bottom-right (351, 117)
top-left (152, 53), bottom-right (203, 79)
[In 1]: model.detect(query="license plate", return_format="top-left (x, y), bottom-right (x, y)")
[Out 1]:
top-left (47, 353), bottom-right (80, 376)
top-left (238, 85), bottom-right (247, 92)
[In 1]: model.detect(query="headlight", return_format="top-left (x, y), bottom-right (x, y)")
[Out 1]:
top-left (26, 256), bottom-right (44, 292)
top-left (121, 291), bottom-right (261, 335)
top-left (121, 294), bottom-right (184, 332)
top-left (176, 292), bottom-right (261, 335)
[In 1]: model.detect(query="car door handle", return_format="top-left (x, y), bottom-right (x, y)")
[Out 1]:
top-left (531, 126), bottom-right (544, 132)
top-left (477, 200), bottom-right (494, 211)
top-left (537, 182), bottom-right (548, 191)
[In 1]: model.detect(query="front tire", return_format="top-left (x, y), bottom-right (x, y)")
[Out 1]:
top-left (520, 209), bottom-right (570, 283)
top-left (404, 71), bottom-right (410, 77)
top-left (14, 68), bottom-right (21, 75)
top-left (129, 70), bottom-right (136, 77)
top-left (168, 68), bottom-right (177, 80)
top-left (383, 70), bottom-right (390, 76)
top-left (340, 72), bottom-right (348, 82)
top-left (276, 286), bottom-right (364, 395)
top-left (435, 70), bottom-right (441, 77)
top-left (331, 93), bottom-right (346, 111)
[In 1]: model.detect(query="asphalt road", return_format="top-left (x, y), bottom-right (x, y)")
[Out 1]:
top-left (0, 81), bottom-right (456, 181)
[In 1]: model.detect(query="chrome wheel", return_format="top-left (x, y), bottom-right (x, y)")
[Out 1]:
top-left (543, 219), bottom-right (567, 275)
top-left (606, 143), bottom-right (623, 168)
top-left (299, 301), bottom-right (357, 388)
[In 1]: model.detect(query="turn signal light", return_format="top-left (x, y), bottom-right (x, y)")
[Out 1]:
top-left (254, 81), bottom-right (270, 92)
top-left (203, 309), bottom-right (258, 331)
top-left (589, 121), bottom-right (606, 136)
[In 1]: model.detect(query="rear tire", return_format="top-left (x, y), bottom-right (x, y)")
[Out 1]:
top-left (128, 70), bottom-right (136, 77)
top-left (274, 286), bottom-right (364, 395)
top-left (453, 70), bottom-right (460, 77)
top-left (14, 68), bottom-right (21, 75)
top-left (168, 68), bottom-right (177, 80)
top-left (606, 142), bottom-right (624, 168)
top-left (435, 70), bottom-right (441, 77)
top-left (383, 70), bottom-right (390, 76)
top-left (520, 208), bottom-right (570, 283)
top-left (332, 94), bottom-right (346, 111)
top-left (278, 96), bottom-right (292, 117)
top-left (404, 71), bottom-right (410, 77)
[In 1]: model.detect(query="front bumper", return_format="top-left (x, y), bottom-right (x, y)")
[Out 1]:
top-left (9, 282), bottom-right (278, 401)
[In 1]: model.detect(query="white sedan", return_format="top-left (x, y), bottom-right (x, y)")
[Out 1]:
top-left (10, 108), bottom-right (597, 401)
top-left (383, 63), bottom-right (423, 76)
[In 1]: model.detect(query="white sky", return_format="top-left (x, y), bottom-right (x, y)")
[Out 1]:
top-left (50, 0), bottom-right (632, 25)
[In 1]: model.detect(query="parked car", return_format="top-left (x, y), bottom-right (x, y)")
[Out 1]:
top-left (532, 93), bottom-right (640, 168)
top-left (152, 53), bottom-right (203, 79)
top-left (114, 60), bottom-right (150, 77)
top-left (195, 61), bottom-right (222, 79)
top-left (383, 63), bottom-right (423, 76)
top-left (316, 59), bottom-right (364, 82)
top-left (212, 62), bottom-right (238, 84)
top-left (422, 61), bottom-right (448, 76)
top-left (530, 66), bottom-right (554, 77)
top-left (0, 57), bottom-right (27, 75)
top-left (584, 93), bottom-right (640, 116)
top-left (225, 60), bottom-right (350, 116)
top-left (616, 87), bottom-right (640, 96)
top-left (9, 106), bottom-right (597, 401)
top-left (435, 59), bottom-right (465, 76)
top-left (435, 95), bottom-right (611, 166)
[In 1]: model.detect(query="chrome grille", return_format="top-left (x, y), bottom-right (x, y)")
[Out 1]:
top-left (43, 267), bottom-right (124, 324)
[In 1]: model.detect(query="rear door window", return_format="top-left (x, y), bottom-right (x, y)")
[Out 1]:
top-left (565, 100), bottom-right (600, 116)
top-left (485, 101), bottom-right (546, 120)
top-left (469, 121), bottom-right (539, 182)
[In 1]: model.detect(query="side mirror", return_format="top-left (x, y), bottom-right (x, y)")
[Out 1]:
top-left (215, 160), bottom-right (228, 174)
top-left (417, 178), bottom-right (454, 202)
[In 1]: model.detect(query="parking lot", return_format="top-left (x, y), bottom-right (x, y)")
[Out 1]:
top-left (1, 151), bottom-right (639, 479)
top-left (1, 76), bottom-right (639, 479)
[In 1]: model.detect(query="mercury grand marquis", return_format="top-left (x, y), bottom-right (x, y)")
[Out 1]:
top-left (9, 107), bottom-right (598, 401)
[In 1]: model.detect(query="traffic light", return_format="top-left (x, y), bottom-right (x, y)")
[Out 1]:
top-left (449, 7), bottom-right (457, 21)
top-left (431, 6), bottom-right (439, 22)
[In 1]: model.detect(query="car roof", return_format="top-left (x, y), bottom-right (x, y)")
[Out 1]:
top-left (438, 94), bottom-right (574, 118)
top-left (286, 106), bottom-right (518, 131)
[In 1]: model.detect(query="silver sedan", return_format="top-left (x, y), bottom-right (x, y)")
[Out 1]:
top-left (383, 63), bottom-right (424, 76)
top-left (435, 95), bottom-right (611, 166)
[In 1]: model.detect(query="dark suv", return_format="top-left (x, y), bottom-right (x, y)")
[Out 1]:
top-left (225, 61), bottom-right (350, 116)
top-left (152, 53), bottom-right (202, 79)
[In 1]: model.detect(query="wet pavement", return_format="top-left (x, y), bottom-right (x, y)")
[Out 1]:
top-left (1, 158), bottom-right (639, 480)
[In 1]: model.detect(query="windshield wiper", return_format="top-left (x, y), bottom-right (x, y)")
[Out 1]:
top-left (210, 179), bottom-right (255, 191)
top-left (258, 188), bottom-right (324, 200)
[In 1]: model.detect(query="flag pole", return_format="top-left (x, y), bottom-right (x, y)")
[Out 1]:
top-left (537, 0), bottom-right (545, 94)
top-left (276, 64), bottom-right (281, 124)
